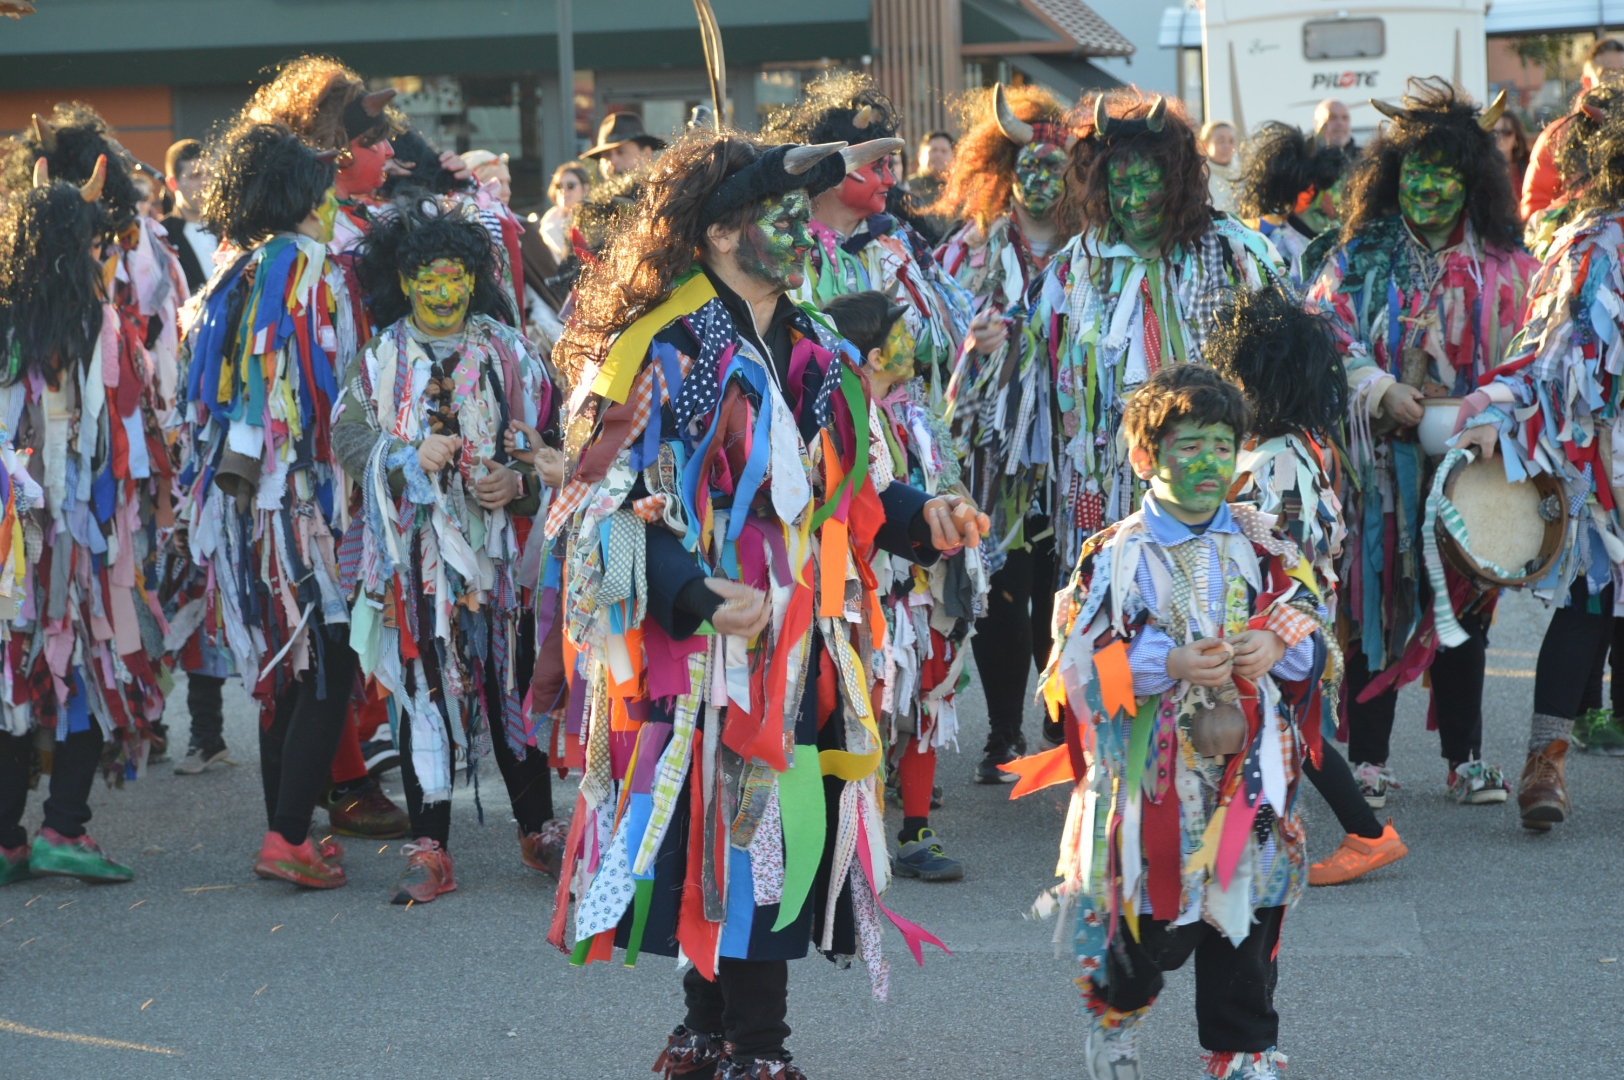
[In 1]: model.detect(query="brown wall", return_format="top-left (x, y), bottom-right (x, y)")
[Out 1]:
top-left (0, 85), bottom-right (174, 170)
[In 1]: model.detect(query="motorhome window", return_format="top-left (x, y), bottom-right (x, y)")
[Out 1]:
top-left (1303, 18), bottom-right (1384, 60)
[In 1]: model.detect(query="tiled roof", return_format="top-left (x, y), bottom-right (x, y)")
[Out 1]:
top-left (1026, 0), bottom-right (1136, 58)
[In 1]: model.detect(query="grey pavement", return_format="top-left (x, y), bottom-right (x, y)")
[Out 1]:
top-left (1, 588), bottom-right (1622, 1078)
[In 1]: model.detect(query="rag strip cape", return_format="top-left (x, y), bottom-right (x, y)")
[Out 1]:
top-left (938, 213), bottom-right (1061, 574)
top-left (1305, 215), bottom-right (1535, 688)
top-left (178, 232), bottom-right (356, 715)
top-left (1007, 503), bottom-right (1326, 971)
top-left (538, 271), bottom-right (945, 998)
top-left (1050, 218), bottom-right (1284, 566)
top-left (0, 219), bottom-right (187, 781)
top-left (341, 314), bottom-right (550, 802)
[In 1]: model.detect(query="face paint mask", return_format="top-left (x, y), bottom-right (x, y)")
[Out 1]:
top-left (312, 188), bottom-right (341, 244)
top-left (1397, 152), bottom-right (1465, 240)
top-left (1107, 153), bottom-right (1167, 253)
top-left (735, 191), bottom-right (814, 292)
top-left (338, 138), bottom-right (393, 198)
top-left (866, 316), bottom-right (917, 389)
top-left (836, 159), bottom-right (895, 218)
top-left (401, 258), bottom-right (474, 336)
top-left (1148, 421), bottom-right (1236, 518)
top-left (1013, 143), bottom-right (1067, 218)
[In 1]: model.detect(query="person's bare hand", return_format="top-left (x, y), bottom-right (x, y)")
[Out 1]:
top-left (439, 150), bottom-right (473, 181)
top-left (418, 433), bottom-right (462, 473)
top-left (1229, 629), bottom-right (1286, 681)
top-left (503, 420), bottom-right (542, 466)
top-left (968, 309), bottom-right (1008, 355)
top-left (922, 495), bottom-right (992, 550)
top-left (534, 447), bottom-right (566, 488)
top-left (1456, 425), bottom-right (1498, 460)
top-left (1167, 637), bottom-right (1234, 688)
top-left (704, 578), bottom-right (772, 638)
top-left (474, 458), bottom-right (523, 509)
top-left (1382, 382), bottom-right (1425, 427)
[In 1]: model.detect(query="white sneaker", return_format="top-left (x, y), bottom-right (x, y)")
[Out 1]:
top-left (1203, 1049), bottom-right (1287, 1079)
top-left (1085, 1014), bottom-right (1143, 1080)
top-left (1351, 762), bottom-right (1399, 808)
top-left (174, 743), bottom-right (229, 775)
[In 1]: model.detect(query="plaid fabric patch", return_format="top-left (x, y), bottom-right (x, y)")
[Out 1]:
top-left (1264, 603), bottom-right (1318, 649)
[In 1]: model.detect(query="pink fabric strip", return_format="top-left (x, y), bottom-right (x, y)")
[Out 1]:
top-left (853, 821), bottom-right (951, 966)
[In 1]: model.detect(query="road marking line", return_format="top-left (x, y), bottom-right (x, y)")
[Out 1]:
top-left (180, 885), bottom-right (239, 894)
top-left (0, 1018), bottom-right (181, 1056)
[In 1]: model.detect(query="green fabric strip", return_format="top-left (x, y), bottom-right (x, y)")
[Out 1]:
top-left (622, 878), bottom-right (655, 967)
top-left (771, 744), bottom-right (826, 931)
top-left (1123, 695), bottom-right (1160, 803)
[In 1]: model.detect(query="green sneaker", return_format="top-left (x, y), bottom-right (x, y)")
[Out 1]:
top-left (1573, 709), bottom-right (1624, 756)
top-left (0, 844), bottom-right (34, 886)
top-left (29, 828), bottom-right (133, 883)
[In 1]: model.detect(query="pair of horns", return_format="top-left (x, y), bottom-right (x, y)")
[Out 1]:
top-left (29, 113), bottom-right (55, 152)
top-left (1093, 95), bottom-right (1166, 136)
top-left (360, 87), bottom-right (396, 117)
top-left (1370, 88), bottom-right (1508, 130)
top-left (782, 137), bottom-right (904, 177)
top-left (993, 84), bottom-right (1034, 145)
top-left (851, 104), bottom-right (874, 130)
top-left (32, 153), bottom-right (106, 202)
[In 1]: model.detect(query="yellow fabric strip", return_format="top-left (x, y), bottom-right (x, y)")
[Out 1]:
top-left (591, 273), bottom-right (718, 404)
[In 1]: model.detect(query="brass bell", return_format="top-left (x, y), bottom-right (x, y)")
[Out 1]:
top-left (1187, 702), bottom-right (1247, 759)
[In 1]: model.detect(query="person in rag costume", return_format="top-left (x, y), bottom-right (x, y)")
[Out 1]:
top-left (535, 128), bottom-right (988, 1080)
top-left (1232, 122), bottom-right (1349, 290)
top-left (334, 197), bottom-right (567, 901)
top-left (1454, 100), bottom-right (1624, 828)
top-left (1304, 79), bottom-right (1536, 809)
top-left (933, 83), bottom-right (1079, 783)
top-left (1007, 363), bottom-right (1326, 1080)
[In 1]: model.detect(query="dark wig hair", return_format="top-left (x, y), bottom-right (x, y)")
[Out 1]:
top-left (355, 198), bottom-right (514, 330)
top-left (0, 101), bottom-right (141, 238)
top-left (557, 130), bottom-right (771, 381)
top-left (202, 123), bottom-right (336, 249)
top-left (1234, 122), bottom-right (1349, 219)
top-left (1554, 75), bottom-right (1624, 205)
top-left (377, 130), bottom-right (473, 199)
top-left (0, 183), bottom-right (104, 388)
top-left (1122, 364), bottom-right (1252, 456)
top-left (1070, 88), bottom-right (1211, 253)
top-left (823, 290), bottom-right (906, 357)
top-left (1206, 285), bottom-right (1347, 441)
top-left (1338, 78), bottom-right (1520, 252)
top-left (759, 71), bottom-right (899, 145)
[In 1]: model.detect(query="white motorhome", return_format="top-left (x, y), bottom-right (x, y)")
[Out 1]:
top-left (1160, 1), bottom-right (1488, 136)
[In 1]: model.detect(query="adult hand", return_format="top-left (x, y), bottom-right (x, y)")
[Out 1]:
top-left (439, 150), bottom-right (474, 182)
top-left (474, 458), bottom-right (523, 509)
top-left (1229, 629), bottom-right (1286, 681)
top-left (703, 578), bottom-right (772, 638)
top-left (968, 309), bottom-right (1008, 355)
top-left (1167, 637), bottom-right (1234, 688)
top-left (1381, 382), bottom-right (1425, 427)
top-left (922, 495), bottom-right (992, 550)
top-left (418, 433), bottom-right (462, 474)
top-left (503, 419), bottom-right (542, 466)
top-left (1456, 425), bottom-right (1498, 460)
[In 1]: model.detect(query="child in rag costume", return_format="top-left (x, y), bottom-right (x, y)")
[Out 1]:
top-left (1232, 122), bottom-right (1349, 291)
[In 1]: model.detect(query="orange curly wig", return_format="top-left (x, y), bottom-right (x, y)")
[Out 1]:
top-left (933, 84), bottom-right (1069, 232)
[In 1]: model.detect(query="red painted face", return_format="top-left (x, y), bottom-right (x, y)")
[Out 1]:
top-left (836, 158), bottom-right (895, 217)
top-left (337, 138), bottom-right (394, 198)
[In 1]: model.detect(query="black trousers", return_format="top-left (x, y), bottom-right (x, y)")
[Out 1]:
top-left (1093, 906), bottom-right (1284, 1053)
top-left (0, 726), bottom-right (103, 848)
top-left (260, 626), bottom-right (358, 846)
top-left (1302, 741), bottom-right (1383, 839)
top-left (1537, 582), bottom-right (1616, 720)
top-left (969, 530), bottom-right (1056, 755)
top-left (1346, 608), bottom-right (1489, 767)
top-left (682, 958), bottom-right (791, 1063)
top-left (185, 673), bottom-right (227, 753)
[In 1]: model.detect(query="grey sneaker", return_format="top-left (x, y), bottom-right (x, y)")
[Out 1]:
top-left (1447, 757), bottom-right (1509, 804)
top-left (1085, 1012), bottom-right (1143, 1080)
top-left (1351, 762), bottom-right (1399, 808)
top-left (894, 828), bottom-right (964, 882)
top-left (175, 742), bottom-right (229, 775)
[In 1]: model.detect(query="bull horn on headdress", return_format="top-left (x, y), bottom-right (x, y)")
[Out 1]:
top-left (314, 148), bottom-right (344, 164)
top-left (1370, 98), bottom-right (1405, 121)
top-left (1094, 95), bottom-right (1111, 137)
top-left (993, 83), bottom-right (1034, 145)
top-left (840, 137), bottom-right (904, 174)
top-left (28, 113), bottom-right (55, 152)
top-left (79, 154), bottom-right (106, 203)
top-left (361, 88), bottom-right (397, 116)
top-left (851, 104), bottom-right (874, 130)
top-left (1145, 96), bottom-right (1167, 132)
top-left (1477, 89), bottom-right (1507, 131)
top-left (784, 141), bottom-right (847, 176)
top-left (1582, 99), bottom-right (1607, 122)
top-left (31, 156), bottom-right (48, 188)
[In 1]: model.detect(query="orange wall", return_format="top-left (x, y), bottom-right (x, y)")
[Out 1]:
top-left (1488, 40), bottom-right (1547, 92)
top-left (0, 85), bottom-right (173, 170)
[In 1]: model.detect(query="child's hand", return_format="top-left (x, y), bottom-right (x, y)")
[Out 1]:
top-left (503, 420), bottom-right (543, 465)
top-left (418, 433), bottom-right (462, 473)
top-left (967, 309), bottom-right (1008, 355)
top-left (1167, 637), bottom-right (1234, 688)
top-left (1229, 629), bottom-right (1286, 680)
top-left (922, 495), bottom-right (992, 550)
top-left (533, 446), bottom-right (566, 488)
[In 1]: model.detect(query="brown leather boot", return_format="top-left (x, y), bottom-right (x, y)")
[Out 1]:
top-left (1517, 738), bottom-right (1571, 832)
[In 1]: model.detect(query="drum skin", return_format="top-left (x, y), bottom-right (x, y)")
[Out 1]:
top-left (1438, 455), bottom-right (1566, 589)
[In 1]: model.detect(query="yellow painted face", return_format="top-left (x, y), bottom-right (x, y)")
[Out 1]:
top-left (313, 188), bottom-right (340, 244)
top-left (401, 258), bottom-right (474, 335)
top-left (868, 316), bottom-right (917, 385)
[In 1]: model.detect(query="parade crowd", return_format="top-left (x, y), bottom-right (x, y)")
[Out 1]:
top-left (6, 40), bottom-right (1624, 1080)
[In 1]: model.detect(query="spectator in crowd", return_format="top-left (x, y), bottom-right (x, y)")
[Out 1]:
top-left (1494, 110), bottom-right (1532, 208)
top-left (1315, 98), bottom-right (1355, 151)
top-left (462, 149), bottom-right (512, 204)
top-left (580, 111), bottom-right (665, 180)
top-left (539, 160), bottom-right (589, 263)
top-left (908, 128), bottom-right (956, 237)
top-left (1523, 37), bottom-right (1624, 219)
top-left (160, 138), bottom-right (220, 291)
top-left (132, 172), bottom-right (159, 220)
top-left (1200, 119), bottom-right (1239, 213)
top-left (917, 129), bottom-right (955, 178)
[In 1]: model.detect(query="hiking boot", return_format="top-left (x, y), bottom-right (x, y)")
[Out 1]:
top-left (518, 819), bottom-right (569, 877)
top-left (1573, 709), bottom-right (1624, 756)
top-left (652, 1025), bottom-right (729, 1078)
top-left (894, 828), bottom-right (964, 882)
top-left (1447, 757), bottom-right (1509, 804)
top-left (29, 828), bottom-right (133, 883)
top-left (0, 843), bottom-right (35, 887)
top-left (1085, 1010), bottom-right (1143, 1080)
top-left (1351, 762), bottom-right (1399, 808)
top-left (1202, 1049), bottom-right (1287, 1078)
top-left (1517, 739), bottom-right (1570, 831)
top-left (174, 741), bottom-right (229, 775)
top-left (1308, 820), bottom-right (1407, 886)
top-left (976, 746), bottom-right (1020, 784)
top-left (392, 838), bottom-right (456, 904)
top-left (361, 738), bottom-right (400, 776)
top-left (718, 1058), bottom-right (806, 1080)
top-left (323, 777), bottom-right (409, 839)
top-left (253, 831), bottom-right (346, 889)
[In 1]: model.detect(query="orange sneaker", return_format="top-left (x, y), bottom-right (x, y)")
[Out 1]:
top-left (253, 831), bottom-right (347, 889)
top-left (1308, 819), bottom-right (1408, 886)
top-left (392, 838), bottom-right (456, 904)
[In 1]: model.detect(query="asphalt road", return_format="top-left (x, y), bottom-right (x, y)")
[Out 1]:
top-left (1, 588), bottom-right (1621, 1079)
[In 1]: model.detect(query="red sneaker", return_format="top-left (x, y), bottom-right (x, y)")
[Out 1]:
top-left (518, 819), bottom-right (570, 877)
top-left (314, 835), bottom-right (344, 865)
top-left (253, 831), bottom-right (347, 889)
top-left (391, 838), bottom-right (456, 904)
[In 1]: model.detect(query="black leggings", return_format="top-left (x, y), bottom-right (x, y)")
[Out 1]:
top-left (1537, 582), bottom-right (1616, 720)
top-left (0, 726), bottom-right (104, 847)
top-left (1345, 607), bottom-right (1489, 767)
top-left (683, 959), bottom-right (791, 1064)
top-left (1302, 740), bottom-right (1383, 839)
top-left (969, 530), bottom-right (1056, 754)
top-left (260, 626), bottom-right (359, 847)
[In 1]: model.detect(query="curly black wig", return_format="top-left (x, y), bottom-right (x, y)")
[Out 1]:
top-left (1339, 78), bottom-right (1520, 252)
top-left (0, 182), bottom-right (104, 389)
top-left (377, 130), bottom-right (473, 199)
top-left (0, 102), bottom-right (140, 238)
top-left (759, 71), bottom-right (900, 146)
top-left (1234, 122), bottom-right (1349, 219)
top-left (1206, 284), bottom-right (1347, 442)
top-left (1555, 76), bottom-right (1624, 210)
top-left (355, 198), bottom-right (514, 331)
top-left (202, 123), bottom-right (336, 250)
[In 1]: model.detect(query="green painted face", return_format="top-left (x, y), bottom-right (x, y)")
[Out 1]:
top-left (401, 258), bottom-right (473, 336)
top-left (865, 316), bottom-right (917, 389)
top-left (1397, 152), bottom-right (1465, 238)
top-left (313, 188), bottom-right (340, 243)
top-left (737, 191), bottom-right (813, 291)
top-left (1013, 143), bottom-right (1068, 218)
top-left (1149, 421), bottom-right (1236, 517)
top-left (1107, 153), bottom-right (1166, 253)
